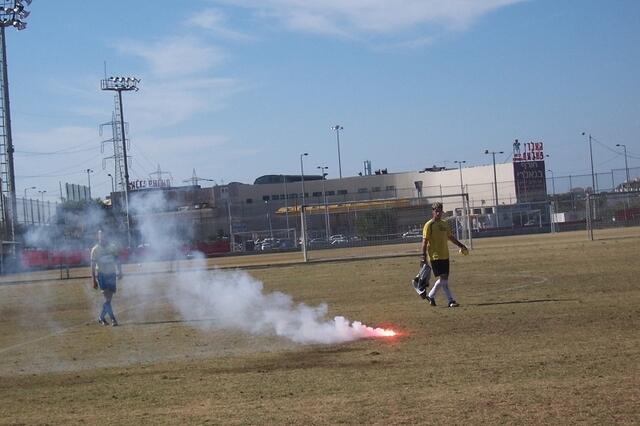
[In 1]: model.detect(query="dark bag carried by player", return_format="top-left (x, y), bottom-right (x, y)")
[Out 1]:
top-left (411, 262), bottom-right (431, 299)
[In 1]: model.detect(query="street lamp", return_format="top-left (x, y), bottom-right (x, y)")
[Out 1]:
top-left (331, 125), bottom-right (344, 178)
top-left (616, 143), bottom-right (630, 184)
top-left (264, 200), bottom-right (273, 239)
top-left (86, 168), bottom-right (93, 198)
top-left (317, 165), bottom-right (330, 240)
top-left (300, 153), bottom-right (308, 208)
top-left (107, 173), bottom-right (115, 193)
top-left (23, 186), bottom-right (35, 199)
top-left (38, 190), bottom-right (46, 203)
top-left (582, 132), bottom-right (596, 193)
top-left (101, 76), bottom-right (140, 247)
top-left (1, 0), bottom-right (33, 243)
top-left (299, 153), bottom-right (309, 261)
top-left (547, 169), bottom-right (556, 195)
top-left (23, 185), bottom-right (35, 224)
top-left (484, 149), bottom-right (504, 228)
top-left (453, 160), bottom-right (466, 213)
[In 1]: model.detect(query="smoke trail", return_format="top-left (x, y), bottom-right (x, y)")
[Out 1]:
top-left (125, 191), bottom-right (395, 344)
top-left (163, 266), bottom-right (394, 344)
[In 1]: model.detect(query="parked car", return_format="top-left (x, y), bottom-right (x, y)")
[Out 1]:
top-left (308, 238), bottom-right (329, 248)
top-left (330, 237), bottom-right (349, 245)
top-left (402, 230), bottom-right (422, 239)
top-left (329, 234), bottom-right (346, 242)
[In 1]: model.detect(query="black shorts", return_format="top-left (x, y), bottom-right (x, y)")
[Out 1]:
top-left (431, 259), bottom-right (450, 277)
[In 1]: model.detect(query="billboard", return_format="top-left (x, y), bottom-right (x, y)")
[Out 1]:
top-left (513, 140), bottom-right (548, 203)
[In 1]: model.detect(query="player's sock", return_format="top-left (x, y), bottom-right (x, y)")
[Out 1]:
top-left (428, 278), bottom-right (441, 299)
top-left (441, 279), bottom-right (454, 302)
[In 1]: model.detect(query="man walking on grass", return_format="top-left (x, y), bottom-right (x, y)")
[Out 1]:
top-left (91, 229), bottom-right (123, 326)
top-left (421, 202), bottom-right (468, 308)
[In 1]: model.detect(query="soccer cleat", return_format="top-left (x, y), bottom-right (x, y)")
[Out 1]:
top-left (97, 317), bottom-right (108, 326)
top-left (425, 295), bottom-right (436, 306)
top-left (111, 319), bottom-right (119, 327)
top-left (448, 301), bottom-right (459, 308)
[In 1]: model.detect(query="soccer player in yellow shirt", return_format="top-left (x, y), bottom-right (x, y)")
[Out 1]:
top-left (91, 230), bottom-right (123, 326)
top-left (421, 202), bottom-right (468, 307)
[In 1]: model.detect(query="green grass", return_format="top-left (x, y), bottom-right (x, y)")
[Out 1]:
top-left (1, 229), bottom-right (639, 425)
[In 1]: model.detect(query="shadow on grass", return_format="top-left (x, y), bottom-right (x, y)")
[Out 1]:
top-left (125, 318), bottom-right (220, 326)
top-left (470, 298), bottom-right (579, 306)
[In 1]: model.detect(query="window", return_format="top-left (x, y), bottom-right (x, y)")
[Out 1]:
top-left (473, 208), bottom-right (482, 215)
top-left (312, 191), bottom-right (322, 197)
top-left (271, 194), bottom-right (280, 200)
top-left (358, 188), bottom-right (368, 193)
top-left (372, 187), bottom-right (381, 192)
top-left (326, 190), bottom-right (335, 196)
top-left (262, 195), bottom-right (270, 201)
top-left (386, 185), bottom-right (395, 191)
top-left (246, 198), bottom-right (253, 204)
top-left (337, 189), bottom-right (347, 195)
top-left (288, 193), bottom-right (297, 199)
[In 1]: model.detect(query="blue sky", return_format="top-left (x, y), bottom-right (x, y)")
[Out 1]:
top-left (6, 0), bottom-right (640, 200)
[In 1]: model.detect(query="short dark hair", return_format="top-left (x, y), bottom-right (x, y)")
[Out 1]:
top-left (432, 202), bottom-right (443, 211)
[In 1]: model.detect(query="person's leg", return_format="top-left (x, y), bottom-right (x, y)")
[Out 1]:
top-left (439, 274), bottom-right (456, 304)
top-left (97, 273), bottom-right (108, 324)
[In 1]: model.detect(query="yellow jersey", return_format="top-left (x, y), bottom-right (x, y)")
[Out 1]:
top-left (422, 218), bottom-right (451, 261)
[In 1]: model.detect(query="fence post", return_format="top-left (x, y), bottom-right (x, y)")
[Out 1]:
top-left (586, 194), bottom-right (594, 241)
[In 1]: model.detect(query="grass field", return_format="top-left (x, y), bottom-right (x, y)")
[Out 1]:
top-left (1, 229), bottom-right (639, 425)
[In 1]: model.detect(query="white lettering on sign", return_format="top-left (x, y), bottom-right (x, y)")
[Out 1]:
top-left (128, 179), bottom-right (172, 191)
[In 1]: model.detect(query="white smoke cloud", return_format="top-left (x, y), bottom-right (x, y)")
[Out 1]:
top-left (124, 191), bottom-right (394, 344)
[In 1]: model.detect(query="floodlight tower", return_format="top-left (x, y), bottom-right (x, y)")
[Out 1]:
top-left (101, 76), bottom-right (140, 247)
top-left (0, 0), bottom-right (32, 243)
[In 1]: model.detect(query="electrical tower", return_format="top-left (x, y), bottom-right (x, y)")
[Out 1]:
top-left (149, 163), bottom-right (172, 184)
top-left (99, 95), bottom-right (130, 192)
top-left (184, 169), bottom-right (216, 186)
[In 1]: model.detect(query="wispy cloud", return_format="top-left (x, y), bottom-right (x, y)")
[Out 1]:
top-left (215, 0), bottom-right (525, 38)
top-left (186, 8), bottom-right (254, 42)
top-left (114, 36), bottom-right (226, 78)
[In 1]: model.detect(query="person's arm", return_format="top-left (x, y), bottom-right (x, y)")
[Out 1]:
top-left (421, 223), bottom-right (429, 265)
top-left (448, 234), bottom-right (467, 250)
top-left (91, 260), bottom-right (98, 289)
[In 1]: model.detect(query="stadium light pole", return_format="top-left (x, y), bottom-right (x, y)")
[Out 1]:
top-left (616, 143), bottom-right (630, 184)
top-left (331, 125), bottom-right (344, 178)
top-left (317, 165), bottom-right (330, 240)
top-left (484, 149), bottom-right (504, 228)
top-left (101, 76), bottom-right (140, 247)
top-left (0, 0), bottom-right (32, 244)
top-left (282, 175), bottom-right (290, 237)
top-left (581, 132), bottom-right (596, 193)
top-left (86, 168), bottom-right (93, 198)
top-left (107, 173), bottom-right (115, 193)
